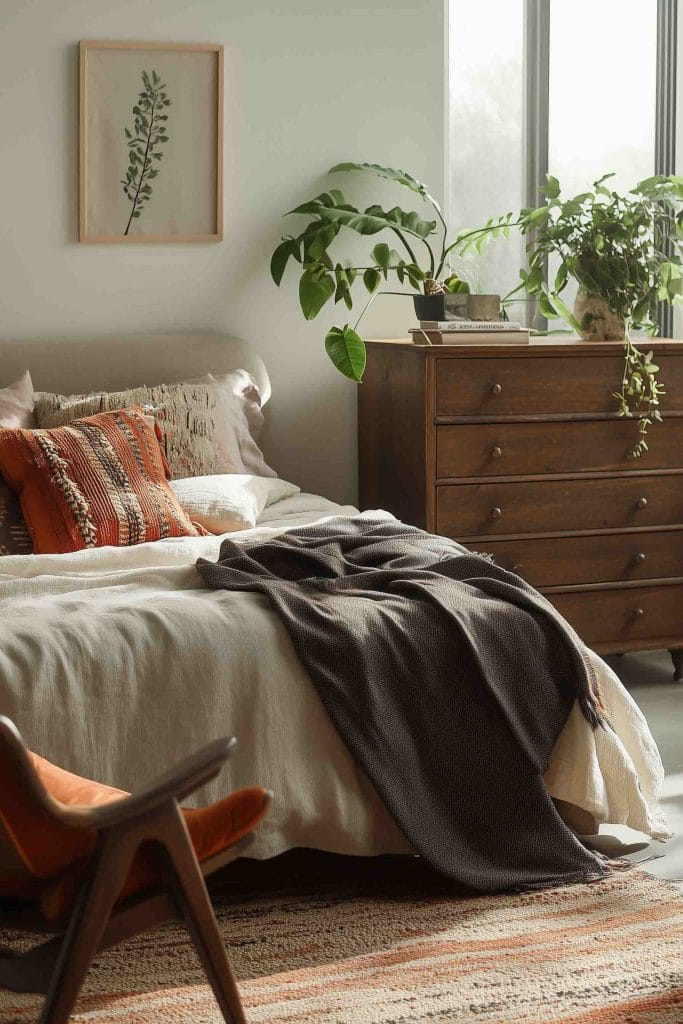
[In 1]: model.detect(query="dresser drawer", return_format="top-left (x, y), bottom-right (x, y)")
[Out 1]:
top-left (550, 583), bottom-right (683, 645)
top-left (436, 474), bottom-right (683, 538)
top-left (435, 353), bottom-right (683, 417)
top-left (479, 531), bottom-right (683, 587)
top-left (436, 418), bottom-right (683, 478)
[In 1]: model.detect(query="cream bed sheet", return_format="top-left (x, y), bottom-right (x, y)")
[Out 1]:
top-left (0, 484), bottom-right (670, 859)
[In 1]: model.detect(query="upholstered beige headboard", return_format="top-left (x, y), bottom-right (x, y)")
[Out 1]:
top-left (0, 333), bottom-right (270, 403)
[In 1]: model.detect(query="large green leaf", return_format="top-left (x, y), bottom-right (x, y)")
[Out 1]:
top-left (288, 191), bottom-right (358, 218)
top-left (270, 238), bottom-right (300, 286)
top-left (540, 174), bottom-right (561, 199)
top-left (292, 200), bottom-right (435, 242)
top-left (364, 205), bottom-right (436, 240)
top-left (303, 222), bottom-right (339, 263)
top-left (325, 325), bottom-right (366, 382)
top-left (299, 269), bottom-right (335, 320)
top-left (329, 162), bottom-right (442, 212)
top-left (363, 268), bottom-right (381, 292)
top-left (371, 242), bottom-right (402, 278)
top-left (287, 188), bottom-right (435, 243)
top-left (288, 190), bottom-right (355, 215)
top-left (372, 242), bottom-right (391, 268)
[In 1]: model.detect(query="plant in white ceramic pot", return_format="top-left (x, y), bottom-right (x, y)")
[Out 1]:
top-left (270, 162), bottom-right (512, 382)
top-left (503, 173), bottom-right (683, 455)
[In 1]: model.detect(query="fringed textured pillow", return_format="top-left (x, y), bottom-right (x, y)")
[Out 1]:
top-left (0, 408), bottom-right (205, 554)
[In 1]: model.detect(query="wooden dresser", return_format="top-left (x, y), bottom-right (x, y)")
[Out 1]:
top-left (358, 338), bottom-right (683, 678)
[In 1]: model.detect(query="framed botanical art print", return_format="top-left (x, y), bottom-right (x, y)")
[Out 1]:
top-left (79, 41), bottom-right (223, 243)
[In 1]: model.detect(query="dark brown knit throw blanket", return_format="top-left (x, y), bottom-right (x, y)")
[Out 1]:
top-left (197, 515), bottom-right (609, 892)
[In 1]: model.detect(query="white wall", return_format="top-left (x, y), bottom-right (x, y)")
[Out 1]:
top-left (0, 0), bottom-right (445, 503)
top-left (676, 16), bottom-right (683, 342)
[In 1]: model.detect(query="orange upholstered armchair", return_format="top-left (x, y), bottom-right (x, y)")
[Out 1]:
top-left (0, 717), bottom-right (271, 1024)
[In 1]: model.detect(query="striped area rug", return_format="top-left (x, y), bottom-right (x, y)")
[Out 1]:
top-left (2, 860), bottom-right (682, 1023)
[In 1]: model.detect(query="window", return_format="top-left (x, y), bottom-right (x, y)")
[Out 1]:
top-left (447, 0), bottom-right (526, 301)
top-left (548, 0), bottom-right (657, 198)
top-left (448, 0), bottom-right (677, 333)
top-left (547, 0), bottom-right (659, 319)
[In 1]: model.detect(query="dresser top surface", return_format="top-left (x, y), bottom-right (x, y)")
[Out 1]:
top-left (365, 337), bottom-right (683, 357)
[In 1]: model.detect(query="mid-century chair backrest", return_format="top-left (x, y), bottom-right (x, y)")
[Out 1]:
top-left (0, 717), bottom-right (98, 897)
top-left (0, 716), bottom-right (267, 1024)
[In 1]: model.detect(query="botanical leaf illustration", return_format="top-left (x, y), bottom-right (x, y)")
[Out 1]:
top-left (121, 69), bottom-right (172, 235)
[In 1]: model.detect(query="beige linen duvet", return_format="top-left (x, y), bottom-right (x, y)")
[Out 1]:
top-left (0, 481), bottom-right (669, 859)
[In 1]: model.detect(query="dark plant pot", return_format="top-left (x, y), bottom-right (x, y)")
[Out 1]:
top-left (413, 293), bottom-right (445, 322)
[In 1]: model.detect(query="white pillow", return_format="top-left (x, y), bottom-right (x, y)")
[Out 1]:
top-left (0, 371), bottom-right (35, 428)
top-left (171, 475), bottom-right (299, 534)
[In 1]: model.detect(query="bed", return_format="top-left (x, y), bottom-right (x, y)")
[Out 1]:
top-left (0, 334), bottom-right (670, 863)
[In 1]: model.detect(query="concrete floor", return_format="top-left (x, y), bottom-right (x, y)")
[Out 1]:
top-left (598, 650), bottom-right (683, 892)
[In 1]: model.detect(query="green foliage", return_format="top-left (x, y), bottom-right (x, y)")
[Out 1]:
top-left (612, 342), bottom-right (665, 458)
top-left (329, 162), bottom-right (442, 211)
top-left (444, 274), bottom-right (470, 294)
top-left (270, 162), bottom-right (510, 380)
top-left (325, 325), bottom-right (367, 382)
top-left (121, 70), bottom-right (171, 235)
top-left (505, 173), bottom-right (683, 455)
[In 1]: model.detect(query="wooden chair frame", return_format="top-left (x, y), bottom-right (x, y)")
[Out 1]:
top-left (0, 719), bottom-right (271, 1024)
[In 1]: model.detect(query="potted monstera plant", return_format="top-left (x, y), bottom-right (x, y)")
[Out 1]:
top-left (270, 162), bottom-right (512, 382)
top-left (498, 173), bottom-right (683, 455)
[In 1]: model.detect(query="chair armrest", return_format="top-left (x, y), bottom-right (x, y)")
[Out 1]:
top-left (57, 736), bottom-right (237, 830)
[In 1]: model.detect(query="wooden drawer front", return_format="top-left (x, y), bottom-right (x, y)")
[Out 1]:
top-left (479, 531), bottom-right (683, 588)
top-left (435, 353), bottom-right (683, 417)
top-left (550, 583), bottom-right (683, 645)
top-left (436, 474), bottom-right (683, 539)
top-left (436, 418), bottom-right (683, 479)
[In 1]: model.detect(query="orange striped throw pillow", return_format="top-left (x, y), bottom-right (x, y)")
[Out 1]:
top-left (0, 408), bottom-right (205, 554)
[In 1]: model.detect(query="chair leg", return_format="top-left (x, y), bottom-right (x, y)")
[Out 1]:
top-left (38, 832), bottom-right (135, 1024)
top-left (163, 805), bottom-right (248, 1024)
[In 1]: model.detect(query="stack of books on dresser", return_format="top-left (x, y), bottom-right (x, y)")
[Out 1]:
top-left (410, 320), bottom-right (531, 345)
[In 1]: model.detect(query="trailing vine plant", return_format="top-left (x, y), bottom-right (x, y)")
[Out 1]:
top-left (121, 70), bottom-right (172, 235)
top-left (495, 173), bottom-right (683, 456)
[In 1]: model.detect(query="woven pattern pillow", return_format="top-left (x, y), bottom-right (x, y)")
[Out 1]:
top-left (35, 381), bottom-right (244, 480)
top-left (0, 481), bottom-right (32, 556)
top-left (0, 409), bottom-right (204, 554)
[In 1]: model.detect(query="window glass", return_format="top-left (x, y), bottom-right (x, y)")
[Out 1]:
top-left (548, 0), bottom-right (658, 324)
top-left (447, 1), bottom-right (526, 303)
top-left (548, 0), bottom-right (657, 198)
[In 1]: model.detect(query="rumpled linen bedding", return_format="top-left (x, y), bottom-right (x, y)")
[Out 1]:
top-left (0, 482), bottom-right (669, 863)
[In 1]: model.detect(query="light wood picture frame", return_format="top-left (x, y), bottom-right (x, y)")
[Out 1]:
top-left (79, 41), bottom-right (224, 243)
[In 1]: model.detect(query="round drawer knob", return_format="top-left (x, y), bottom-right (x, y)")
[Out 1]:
top-left (632, 607), bottom-right (645, 619)
top-left (634, 552), bottom-right (647, 565)
top-left (490, 507), bottom-right (503, 519)
top-left (636, 497), bottom-right (648, 509)
top-left (490, 383), bottom-right (503, 395)
top-left (491, 446), bottom-right (503, 458)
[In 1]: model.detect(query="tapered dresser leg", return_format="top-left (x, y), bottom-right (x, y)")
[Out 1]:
top-left (670, 649), bottom-right (683, 683)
